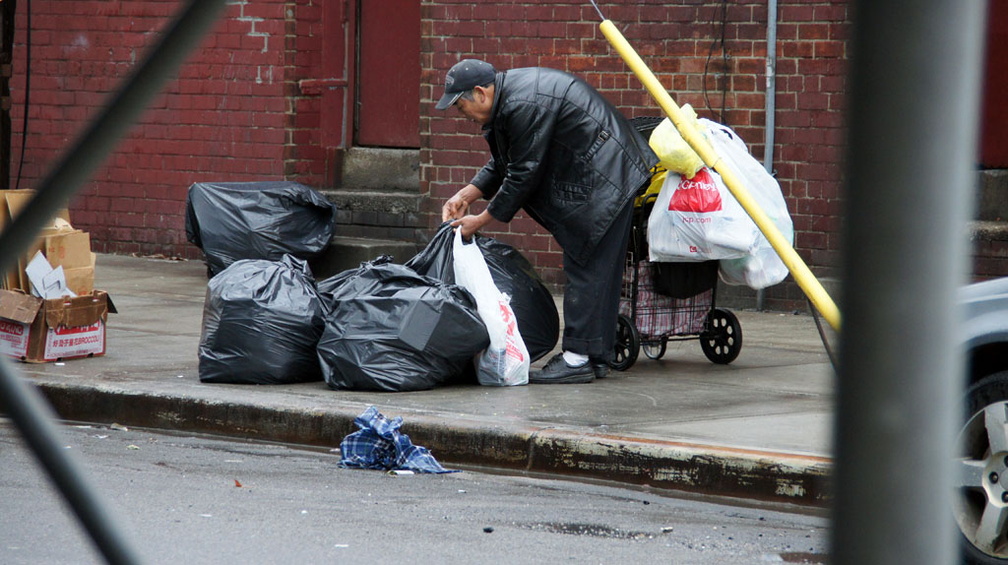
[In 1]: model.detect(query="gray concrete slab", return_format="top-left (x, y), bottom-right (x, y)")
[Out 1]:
top-left (6, 253), bottom-right (838, 506)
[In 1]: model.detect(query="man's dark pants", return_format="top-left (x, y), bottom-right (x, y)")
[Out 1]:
top-left (560, 199), bottom-right (634, 363)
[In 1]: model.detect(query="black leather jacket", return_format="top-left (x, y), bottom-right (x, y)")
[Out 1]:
top-left (470, 67), bottom-right (658, 265)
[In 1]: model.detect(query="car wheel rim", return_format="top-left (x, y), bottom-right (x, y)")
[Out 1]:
top-left (956, 401), bottom-right (1008, 558)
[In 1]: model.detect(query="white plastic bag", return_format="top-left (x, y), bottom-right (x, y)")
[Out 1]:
top-left (452, 229), bottom-right (530, 386)
top-left (699, 119), bottom-right (792, 289)
top-left (647, 166), bottom-right (759, 262)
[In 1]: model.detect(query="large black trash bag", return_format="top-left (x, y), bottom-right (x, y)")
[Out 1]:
top-left (185, 181), bottom-right (337, 277)
top-left (403, 223), bottom-right (456, 281)
top-left (317, 260), bottom-right (489, 392)
top-left (406, 223), bottom-right (559, 362)
top-left (199, 255), bottom-right (327, 384)
top-left (316, 254), bottom-right (395, 301)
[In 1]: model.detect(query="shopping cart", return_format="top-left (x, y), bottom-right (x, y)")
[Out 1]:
top-left (610, 117), bottom-right (743, 371)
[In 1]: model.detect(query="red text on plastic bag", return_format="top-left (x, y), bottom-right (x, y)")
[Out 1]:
top-left (668, 168), bottom-right (722, 213)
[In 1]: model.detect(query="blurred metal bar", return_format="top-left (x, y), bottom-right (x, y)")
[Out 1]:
top-left (832, 1), bottom-right (986, 564)
top-left (0, 357), bottom-right (143, 564)
top-left (0, 1), bottom-right (226, 563)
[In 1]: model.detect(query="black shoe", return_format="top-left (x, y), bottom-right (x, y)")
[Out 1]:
top-left (590, 361), bottom-right (611, 379)
top-left (530, 354), bottom-right (595, 384)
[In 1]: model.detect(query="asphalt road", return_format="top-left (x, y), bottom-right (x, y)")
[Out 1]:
top-left (0, 419), bottom-right (828, 564)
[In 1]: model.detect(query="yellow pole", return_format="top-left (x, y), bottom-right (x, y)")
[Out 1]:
top-left (599, 19), bottom-right (842, 332)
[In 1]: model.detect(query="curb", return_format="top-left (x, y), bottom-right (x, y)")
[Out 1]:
top-left (34, 380), bottom-right (832, 507)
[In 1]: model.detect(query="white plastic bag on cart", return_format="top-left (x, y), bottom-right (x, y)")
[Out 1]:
top-left (647, 165), bottom-right (759, 262)
top-left (452, 229), bottom-right (530, 386)
top-left (699, 118), bottom-right (793, 289)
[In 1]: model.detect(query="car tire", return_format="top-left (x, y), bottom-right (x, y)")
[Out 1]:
top-left (957, 371), bottom-right (1008, 564)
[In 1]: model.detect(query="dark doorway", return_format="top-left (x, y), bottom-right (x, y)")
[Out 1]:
top-left (981, 0), bottom-right (1008, 168)
top-left (355, 0), bottom-right (421, 148)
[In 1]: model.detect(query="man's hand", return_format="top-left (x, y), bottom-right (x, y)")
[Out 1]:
top-left (451, 210), bottom-right (494, 239)
top-left (442, 193), bottom-right (469, 222)
top-left (442, 184), bottom-right (484, 222)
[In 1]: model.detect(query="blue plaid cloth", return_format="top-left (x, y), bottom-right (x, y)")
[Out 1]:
top-left (339, 406), bottom-right (457, 474)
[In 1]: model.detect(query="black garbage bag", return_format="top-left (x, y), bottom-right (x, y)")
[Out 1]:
top-left (185, 181), bottom-right (337, 277)
top-left (199, 255), bottom-right (327, 384)
top-left (316, 254), bottom-right (395, 301)
top-left (406, 223), bottom-right (559, 362)
top-left (403, 223), bottom-right (456, 281)
top-left (317, 260), bottom-right (489, 392)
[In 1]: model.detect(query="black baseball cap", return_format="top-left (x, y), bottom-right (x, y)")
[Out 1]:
top-left (435, 59), bottom-right (496, 110)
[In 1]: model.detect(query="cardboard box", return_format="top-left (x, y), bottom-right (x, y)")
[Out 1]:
top-left (0, 289), bottom-right (111, 363)
top-left (0, 189), bottom-right (75, 292)
top-left (63, 253), bottom-right (97, 296)
top-left (0, 291), bottom-right (40, 358)
top-left (44, 230), bottom-right (92, 269)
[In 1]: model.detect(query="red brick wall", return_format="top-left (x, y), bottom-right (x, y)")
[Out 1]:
top-left (9, 1), bottom-right (1003, 307)
top-left (974, 229), bottom-right (1008, 282)
top-left (8, 0), bottom-right (328, 258)
top-left (421, 0), bottom-right (850, 304)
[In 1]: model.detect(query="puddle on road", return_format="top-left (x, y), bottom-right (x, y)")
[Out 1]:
top-left (779, 552), bottom-right (827, 563)
top-left (519, 522), bottom-right (827, 563)
top-left (519, 521), bottom-right (654, 540)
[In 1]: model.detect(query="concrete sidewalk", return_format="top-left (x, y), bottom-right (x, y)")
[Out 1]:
top-left (9, 253), bottom-right (837, 506)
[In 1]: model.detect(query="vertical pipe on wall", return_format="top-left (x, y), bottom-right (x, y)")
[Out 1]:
top-left (762, 0), bottom-right (777, 174)
top-left (756, 0), bottom-right (777, 311)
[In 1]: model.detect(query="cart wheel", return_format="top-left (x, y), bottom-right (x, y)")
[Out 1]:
top-left (610, 314), bottom-right (640, 371)
top-left (642, 339), bottom-right (667, 360)
top-left (700, 308), bottom-right (742, 364)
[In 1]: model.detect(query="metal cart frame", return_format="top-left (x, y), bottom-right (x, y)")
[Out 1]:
top-left (610, 117), bottom-right (743, 370)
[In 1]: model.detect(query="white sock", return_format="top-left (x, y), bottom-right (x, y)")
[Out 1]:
top-left (562, 351), bottom-right (589, 367)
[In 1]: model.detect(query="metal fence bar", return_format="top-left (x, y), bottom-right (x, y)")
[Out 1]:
top-left (0, 1), bottom-right (226, 563)
top-left (832, 1), bottom-right (987, 563)
top-left (0, 356), bottom-right (144, 564)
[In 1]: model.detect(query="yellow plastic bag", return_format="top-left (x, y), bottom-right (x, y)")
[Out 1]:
top-left (648, 104), bottom-right (704, 179)
top-left (635, 169), bottom-right (667, 209)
